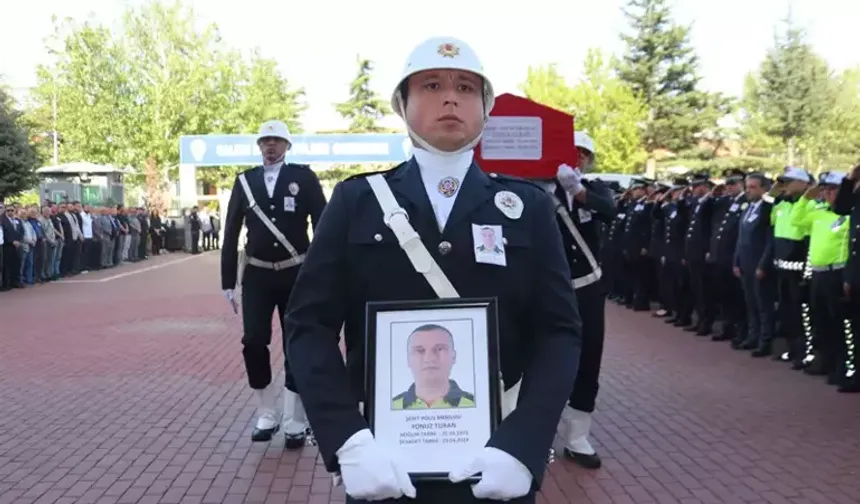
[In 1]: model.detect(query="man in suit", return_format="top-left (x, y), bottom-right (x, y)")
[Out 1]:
top-left (733, 173), bottom-right (776, 354)
top-left (221, 119), bottom-right (328, 448)
top-left (285, 36), bottom-right (581, 503)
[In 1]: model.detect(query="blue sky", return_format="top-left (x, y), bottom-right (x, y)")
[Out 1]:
top-left (1, 0), bottom-right (857, 133)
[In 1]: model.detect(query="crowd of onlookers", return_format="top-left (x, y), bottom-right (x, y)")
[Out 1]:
top-left (0, 200), bottom-right (169, 291)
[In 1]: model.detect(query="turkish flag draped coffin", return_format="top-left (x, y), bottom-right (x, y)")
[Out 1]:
top-left (474, 93), bottom-right (577, 180)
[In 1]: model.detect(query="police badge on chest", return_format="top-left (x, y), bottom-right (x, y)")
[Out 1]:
top-left (284, 196), bottom-right (296, 212)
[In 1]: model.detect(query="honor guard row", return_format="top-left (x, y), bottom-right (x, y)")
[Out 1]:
top-left (284, 36), bottom-right (583, 503)
top-left (221, 119), bottom-right (328, 448)
top-left (603, 167), bottom-right (858, 393)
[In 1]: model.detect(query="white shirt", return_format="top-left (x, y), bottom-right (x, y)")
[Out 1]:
top-left (262, 163), bottom-right (281, 198)
top-left (0, 222), bottom-right (4, 245)
top-left (81, 211), bottom-right (93, 239)
top-left (22, 219), bottom-right (36, 245)
top-left (413, 148), bottom-right (473, 231)
top-left (200, 212), bottom-right (212, 232)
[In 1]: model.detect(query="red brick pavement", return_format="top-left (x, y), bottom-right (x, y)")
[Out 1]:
top-left (1, 253), bottom-right (859, 504)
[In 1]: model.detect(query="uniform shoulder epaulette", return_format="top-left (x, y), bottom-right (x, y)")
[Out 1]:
top-left (342, 162), bottom-right (407, 183)
top-left (238, 166), bottom-right (260, 177)
top-left (287, 163), bottom-right (313, 171)
top-left (486, 172), bottom-right (546, 192)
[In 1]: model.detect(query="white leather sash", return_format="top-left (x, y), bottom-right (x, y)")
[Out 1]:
top-left (549, 194), bottom-right (602, 290)
top-left (366, 174), bottom-right (520, 416)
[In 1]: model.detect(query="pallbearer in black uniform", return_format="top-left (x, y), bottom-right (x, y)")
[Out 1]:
top-left (706, 169), bottom-right (748, 343)
top-left (221, 120), bottom-right (328, 448)
top-left (659, 181), bottom-right (692, 327)
top-left (545, 132), bottom-right (616, 469)
top-left (284, 36), bottom-right (581, 503)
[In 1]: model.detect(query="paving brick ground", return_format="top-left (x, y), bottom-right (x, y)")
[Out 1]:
top-left (1, 252), bottom-right (859, 504)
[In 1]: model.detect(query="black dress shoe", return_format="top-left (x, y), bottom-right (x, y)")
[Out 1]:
top-left (696, 327), bottom-right (713, 337)
top-left (285, 429), bottom-right (308, 450)
top-left (791, 360), bottom-right (806, 371)
top-left (740, 340), bottom-right (757, 350)
top-left (838, 379), bottom-right (860, 393)
top-left (751, 346), bottom-right (772, 358)
top-left (251, 424), bottom-right (279, 442)
top-left (683, 324), bottom-right (699, 332)
top-left (665, 317), bottom-right (678, 324)
top-left (711, 333), bottom-right (732, 342)
top-left (674, 319), bottom-right (692, 328)
top-left (563, 448), bottom-right (602, 469)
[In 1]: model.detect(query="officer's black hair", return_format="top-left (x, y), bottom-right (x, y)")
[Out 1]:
top-left (407, 324), bottom-right (455, 354)
top-left (746, 172), bottom-right (772, 190)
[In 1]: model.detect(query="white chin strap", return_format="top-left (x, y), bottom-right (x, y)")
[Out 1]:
top-left (396, 92), bottom-right (484, 157)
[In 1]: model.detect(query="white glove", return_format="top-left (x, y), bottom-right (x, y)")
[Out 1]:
top-left (336, 429), bottom-right (416, 501)
top-left (556, 164), bottom-right (585, 195)
top-left (448, 447), bottom-right (532, 500)
top-left (223, 289), bottom-right (238, 314)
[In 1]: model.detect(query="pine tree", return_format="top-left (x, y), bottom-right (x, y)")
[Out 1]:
top-left (753, 17), bottom-right (834, 164)
top-left (617, 0), bottom-right (726, 165)
top-left (335, 57), bottom-right (392, 133)
top-left (0, 86), bottom-right (39, 200)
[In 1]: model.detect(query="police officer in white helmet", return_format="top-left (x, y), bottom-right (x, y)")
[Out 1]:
top-left (285, 37), bottom-right (582, 503)
top-left (547, 131), bottom-right (616, 469)
top-left (221, 119), bottom-right (328, 449)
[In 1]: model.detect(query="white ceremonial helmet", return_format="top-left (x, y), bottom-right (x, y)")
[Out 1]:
top-left (391, 36), bottom-right (495, 156)
top-left (574, 131), bottom-right (596, 155)
top-left (257, 120), bottom-right (292, 146)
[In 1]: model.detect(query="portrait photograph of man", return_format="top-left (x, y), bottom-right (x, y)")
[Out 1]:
top-left (391, 323), bottom-right (476, 410)
top-left (475, 226), bottom-right (503, 254)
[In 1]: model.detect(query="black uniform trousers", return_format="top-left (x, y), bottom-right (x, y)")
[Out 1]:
top-left (740, 270), bottom-right (776, 347)
top-left (688, 260), bottom-right (716, 329)
top-left (657, 260), bottom-right (674, 314)
top-left (715, 264), bottom-right (746, 339)
top-left (1, 244), bottom-right (18, 289)
top-left (568, 282), bottom-right (605, 413)
top-left (776, 269), bottom-right (806, 360)
top-left (241, 264), bottom-right (300, 392)
top-left (668, 261), bottom-right (693, 324)
top-left (345, 481), bottom-right (535, 504)
top-left (191, 231), bottom-right (200, 254)
top-left (632, 255), bottom-right (653, 310)
top-left (810, 270), bottom-right (850, 382)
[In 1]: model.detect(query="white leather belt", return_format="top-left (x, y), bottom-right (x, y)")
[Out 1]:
top-left (810, 263), bottom-right (845, 273)
top-left (247, 254), bottom-right (305, 270)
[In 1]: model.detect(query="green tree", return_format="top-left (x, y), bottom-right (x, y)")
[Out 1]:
top-left (0, 84), bottom-right (40, 199)
top-left (519, 53), bottom-right (648, 174)
top-left (750, 16), bottom-right (835, 165)
top-left (617, 0), bottom-right (726, 171)
top-left (25, 1), bottom-right (306, 199)
top-left (518, 64), bottom-right (574, 112)
top-left (335, 56), bottom-right (392, 133)
top-left (567, 49), bottom-right (648, 174)
top-left (325, 56), bottom-right (394, 183)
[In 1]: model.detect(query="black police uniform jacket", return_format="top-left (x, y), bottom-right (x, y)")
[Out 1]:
top-left (284, 159), bottom-right (582, 488)
top-left (833, 177), bottom-right (859, 289)
top-left (708, 194), bottom-right (747, 269)
top-left (552, 180), bottom-right (616, 285)
top-left (220, 163), bottom-right (327, 289)
top-left (623, 197), bottom-right (652, 256)
top-left (683, 196), bottom-right (714, 264)
top-left (662, 200), bottom-right (688, 265)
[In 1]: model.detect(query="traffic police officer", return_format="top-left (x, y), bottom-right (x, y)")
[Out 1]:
top-left (221, 120), bottom-right (327, 448)
top-left (832, 164), bottom-right (860, 393)
top-left (791, 172), bottom-right (854, 389)
top-left (548, 132), bottom-right (616, 469)
top-left (707, 169), bottom-right (747, 343)
top-left (284, 37), bottom-right (582, 503)
top-left (765, 166), bottom-right (813, 363)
